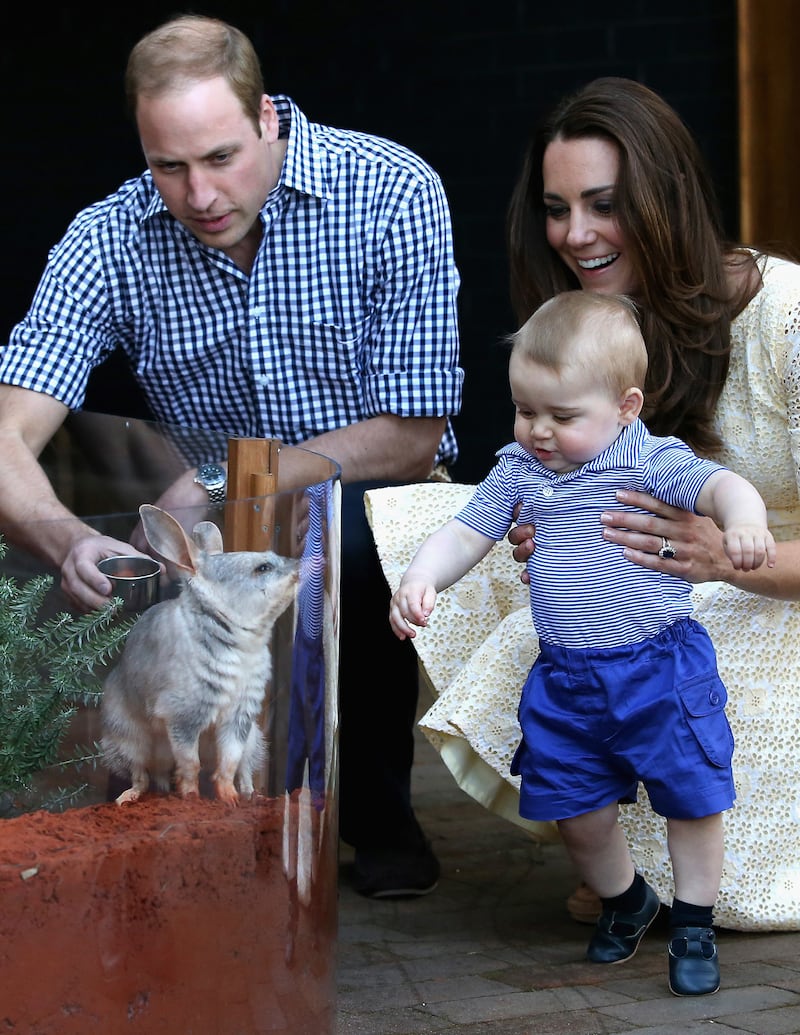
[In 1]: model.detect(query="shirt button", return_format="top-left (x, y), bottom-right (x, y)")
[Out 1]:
top-left (256, 374), bottom-right (270, 386)
top-left (541, 485), bottom-right (554, 497)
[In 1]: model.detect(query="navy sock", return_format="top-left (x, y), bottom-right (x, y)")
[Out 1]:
top-left (670, 898), bottom-right (713, 930)
top-left (601, 872), bottom-right (646, 914)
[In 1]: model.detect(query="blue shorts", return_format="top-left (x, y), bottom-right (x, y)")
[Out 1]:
top-left (510, 618), bottom-right (736, 822)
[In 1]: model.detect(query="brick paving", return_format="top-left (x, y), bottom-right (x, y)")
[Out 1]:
top-left (336, 696), bottom-right (800, 1035)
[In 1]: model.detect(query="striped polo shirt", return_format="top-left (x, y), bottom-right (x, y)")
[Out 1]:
top-left (455, 420), bottom-right (724, 649)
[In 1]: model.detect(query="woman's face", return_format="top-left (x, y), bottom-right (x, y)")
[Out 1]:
top-left (542, 136), bottom-right (640, 297)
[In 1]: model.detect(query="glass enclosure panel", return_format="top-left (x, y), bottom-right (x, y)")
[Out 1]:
top-left (0, 412), bottom-right (341, 1034)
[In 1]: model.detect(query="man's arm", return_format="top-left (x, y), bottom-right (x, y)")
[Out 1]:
top-left (328, 164), bottom-right (460, 483)
top-left (0, 385), bottom-right (96, 561)
top-left (0, 384), bottom-right (156, 610)
top-left (300, 414), bottom-right (446, 484)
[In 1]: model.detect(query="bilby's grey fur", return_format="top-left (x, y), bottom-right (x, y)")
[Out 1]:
top-left (101, 504), bottom-right (299, 805)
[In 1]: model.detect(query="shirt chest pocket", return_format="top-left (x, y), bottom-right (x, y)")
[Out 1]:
top-left (257, 300), bottom-right (372, 384)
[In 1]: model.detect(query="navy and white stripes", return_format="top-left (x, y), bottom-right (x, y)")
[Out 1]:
top-left (455, 421), bottom-right (725, 649)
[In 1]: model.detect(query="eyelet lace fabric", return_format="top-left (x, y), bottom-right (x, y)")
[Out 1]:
top-left (365, 256), bottom-right (800, 931)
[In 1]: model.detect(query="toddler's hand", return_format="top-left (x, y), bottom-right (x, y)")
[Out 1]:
top-left (389, 579), bottom-right (437, 640)
top-left (722, 524), bottom-right (777, 571)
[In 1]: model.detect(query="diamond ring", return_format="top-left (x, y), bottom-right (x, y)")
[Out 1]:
top-left (658, 536), bottom-right (677, 560)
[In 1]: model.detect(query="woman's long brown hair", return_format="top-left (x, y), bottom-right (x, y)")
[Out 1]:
top-left (507, 77), bottom-right (756, 454)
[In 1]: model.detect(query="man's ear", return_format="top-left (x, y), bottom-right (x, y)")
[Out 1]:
top-left (618, 387), bottom-right (644, 426)
top-left (258, 94), bottom-right (280, 142)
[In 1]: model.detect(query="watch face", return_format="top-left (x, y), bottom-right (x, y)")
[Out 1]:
top-left (197, 464), bottom-right (226, 490)
top-left (195, 464), bottom-right (227, 504)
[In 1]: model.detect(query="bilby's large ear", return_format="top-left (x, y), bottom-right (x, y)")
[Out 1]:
top-left (191, 520), bottom-right (224, 555)
top-left (138, 504), bottom-right (200, 573)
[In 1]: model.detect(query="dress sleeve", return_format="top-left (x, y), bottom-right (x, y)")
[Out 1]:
top-left (779, 274), bottom-right (800, 497)
top-left (720, 256), bottom-right (800, 509)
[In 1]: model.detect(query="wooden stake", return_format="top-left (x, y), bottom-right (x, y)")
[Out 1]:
top-left (225, 438), bottom-right (280, 550)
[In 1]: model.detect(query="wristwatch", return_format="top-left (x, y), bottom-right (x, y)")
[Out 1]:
top-left (193, 463), bottom-right (227, 506)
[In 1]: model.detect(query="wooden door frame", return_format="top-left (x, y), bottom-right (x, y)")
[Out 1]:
top-left (738, 0), bottom-right (800, 254)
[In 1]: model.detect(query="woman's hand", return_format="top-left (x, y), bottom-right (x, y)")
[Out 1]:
top-left (508, 522), bottom-right (535, 584)
top-left (508, 503), bottom-right (535, 585)
top-left (600, 489), bottom-right (734, 584)
top-left (507, 490), bottom-right (736, 588)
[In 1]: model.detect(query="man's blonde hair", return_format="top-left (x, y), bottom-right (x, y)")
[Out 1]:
top-left (125, 15), bottom-right (265, 131)
top-left (510, 291), bottom-right (648, 396)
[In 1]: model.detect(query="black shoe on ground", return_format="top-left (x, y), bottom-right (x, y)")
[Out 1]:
top-left (668, 926), bottom-right (720, 996)
top-left (586, 882), bottom-right (661, 964)
top-left (352, 840), bottom-right (440, 899)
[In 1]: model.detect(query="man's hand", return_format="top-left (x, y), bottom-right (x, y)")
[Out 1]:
top-left (61, 535), bottom-right (163, 612)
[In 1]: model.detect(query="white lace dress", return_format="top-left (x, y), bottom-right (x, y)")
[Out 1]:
top-left (365, 255), bottom-right (800, 930)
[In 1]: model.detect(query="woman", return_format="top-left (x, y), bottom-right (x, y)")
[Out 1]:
top-left (365, 76), bottom-right (800, 931)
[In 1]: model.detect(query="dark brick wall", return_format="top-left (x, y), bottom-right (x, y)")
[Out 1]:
top-left (3, 1), bottom-right (737, 482)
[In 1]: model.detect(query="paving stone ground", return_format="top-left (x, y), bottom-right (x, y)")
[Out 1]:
top-left (336, 693), bottom-right (800, 1035)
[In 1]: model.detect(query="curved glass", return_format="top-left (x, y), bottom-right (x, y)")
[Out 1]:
top-left (0, 412), bottom-right (341, 1034)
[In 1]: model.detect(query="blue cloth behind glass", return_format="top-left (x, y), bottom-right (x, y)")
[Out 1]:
top-left (286, 479), bottom-right (422, 847)
top-left (287, 480), bottom-right (329, 808)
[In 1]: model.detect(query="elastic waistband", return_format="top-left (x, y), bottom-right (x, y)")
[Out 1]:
top-left (538, 617), bottom-right (705, 668)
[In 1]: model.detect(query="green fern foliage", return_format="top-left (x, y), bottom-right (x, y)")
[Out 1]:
top-left (0, 535), bottom-right (134, 811)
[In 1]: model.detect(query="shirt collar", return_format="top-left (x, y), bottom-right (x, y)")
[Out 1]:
top-left (498, 420), bottom-right (647, 479)
top-left (142, 183), bottom-right (168, 222)
top-left (273, 94), bottom-right (330, 200)
top-left (138, 93), bottom-right (328, 226)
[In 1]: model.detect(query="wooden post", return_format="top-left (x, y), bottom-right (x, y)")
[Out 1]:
top-left (737, 0), bottom-right (800, 253)
top-left (225, 438), bottom-right (281, 551)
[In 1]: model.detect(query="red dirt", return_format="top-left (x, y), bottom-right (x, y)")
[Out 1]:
top-left (0, 792), bottom-right (337, 1034)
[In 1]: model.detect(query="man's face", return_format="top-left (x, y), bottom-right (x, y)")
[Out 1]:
top-left (137, 76), bottom-right (282, 266)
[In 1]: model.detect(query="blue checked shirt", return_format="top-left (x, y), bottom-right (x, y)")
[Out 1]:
top-left (2, 96), bottom-right (463, 466)
top-left (455, 420), bottom-right (725, 649)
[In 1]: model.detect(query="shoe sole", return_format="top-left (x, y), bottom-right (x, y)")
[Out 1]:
top-left (367, 880), bottom-right (439, 900)
top-left (669, 982), bottom-right (720, 997)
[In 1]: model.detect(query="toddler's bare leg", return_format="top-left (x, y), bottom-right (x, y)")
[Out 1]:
top-left (667, 813), bottom-right (724, 905)
top-left (558, 802), bottom-right (635, 897)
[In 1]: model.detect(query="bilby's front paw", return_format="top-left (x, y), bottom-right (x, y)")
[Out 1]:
top-left (115, 788), bottom-right (142, 806)
top-left (214, 780), bottom-right (240, 806)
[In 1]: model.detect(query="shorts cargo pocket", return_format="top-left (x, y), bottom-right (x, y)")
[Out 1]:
top-left (677, 675), bottom-right (734, 767)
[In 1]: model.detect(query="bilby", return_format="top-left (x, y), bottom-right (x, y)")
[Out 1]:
top-left (100, 504), bottom-right (299, 805)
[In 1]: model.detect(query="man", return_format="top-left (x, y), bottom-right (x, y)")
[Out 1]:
top-left (0, 15), bottom-right (462, 897)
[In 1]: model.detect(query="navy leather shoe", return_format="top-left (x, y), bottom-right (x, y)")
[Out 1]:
top-left (586, 882), bottom-right (660, 964)
top-left (668, 926), bottom-right (720, 996)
